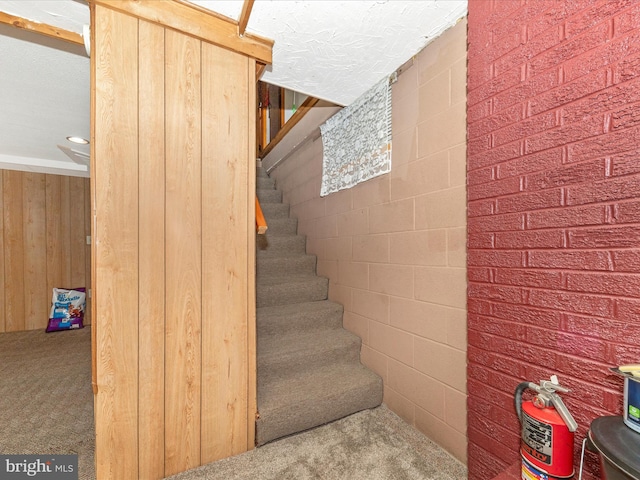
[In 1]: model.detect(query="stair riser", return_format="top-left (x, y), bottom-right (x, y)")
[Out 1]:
top-left (255, 373), bottom-right (383, 445)
top-left (256, 167), bottom-right (269, 178)
top-left (258, 344), bottom-right (360, 379)
top-left (261, 203), bottom-right (290, 219)
top-left (257, 255), bottom-right (316, 276)
top-left (257, 279), bottom-right (328, 308)
top-left (257, 309), bottom-right (343, 336)
top-left (260, 218), bottom-right (297, 235)
top-left (257, 189), bottom-right (282, 204)
top-left (257, 177), bottom-right (276, 190)
top-left (257, 235), bottom-right (306, 255)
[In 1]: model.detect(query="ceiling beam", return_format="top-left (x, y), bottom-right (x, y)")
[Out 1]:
top-left (0, 11), bottom-right (84, 45)
top-left (238, 0), bottom-right (254, 37)
top-left (92, 0), bottom-right (272, 64)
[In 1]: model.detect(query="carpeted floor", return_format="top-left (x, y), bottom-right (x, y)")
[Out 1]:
top-left (0, 326), bottom-right (94, 480)
top-left (0, 327), bottom-right (467, 480)
top-left (166, 405), bottom-right (467, 480)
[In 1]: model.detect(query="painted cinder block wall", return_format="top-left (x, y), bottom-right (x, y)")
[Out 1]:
top-left (265, 19), bottom-right (468, 461)
top-left (467, 1), bottom-right (640, 479)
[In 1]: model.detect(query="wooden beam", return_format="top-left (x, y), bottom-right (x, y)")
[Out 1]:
top-left (256, 62), bottom-right (266, 81)
top-left (260, 96), bottom-right (320, 159)
top-left (238, 0), bottom-right (254, 37)
top-left (91, 0), bottom-right (273, 64)
top-left (0, 11), bottom-right (84, 45)
top-left (255, 197), bottom-right (267, 234)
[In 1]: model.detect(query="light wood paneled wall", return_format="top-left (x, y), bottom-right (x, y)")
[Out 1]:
top-left (0, 170), bottom-right (91, 333)
top-left (92, 1), bottom-right (262, 477)
top-left (164, 29), bottom-right (203, 475)
top-left (137, 19), bottom-right (166, 480)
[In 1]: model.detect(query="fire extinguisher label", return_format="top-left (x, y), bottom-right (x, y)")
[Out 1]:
top-left (522, 458), bottom-right (549, 480)
top-left (522, 412), bottom-right (552, 465)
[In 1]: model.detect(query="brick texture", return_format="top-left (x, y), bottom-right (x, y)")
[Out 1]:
top-left (468, 2), bottom-right (640, 479)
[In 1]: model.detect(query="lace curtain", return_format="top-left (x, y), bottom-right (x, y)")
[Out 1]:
top-left (320, 76), bottom-right (392, 196)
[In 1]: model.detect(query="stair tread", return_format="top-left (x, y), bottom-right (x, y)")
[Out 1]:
top-left (256, 300), bottom-right (343, 335)
top-left (257, 232), bottom-right (304, 241)
top-left (260, 218), bottom-right (293, 227)
top-left (257, 253), bottom-right (315, 263)
top-left (259, 361), bottom-right (381, 408)
top-left (257, 273), bottom-right (327, 286)
top-left (257, 255), bottom-right (316, 277)
top-left (258, 328), bottom-right (359, 364)
top-left (257, 300), bottom-right (342, 319)
top-left (256, 235), bottom-right (306, 256)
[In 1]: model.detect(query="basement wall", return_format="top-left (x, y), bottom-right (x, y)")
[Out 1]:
top-left (91, 2), bottom-right (266, 476)
top-left (265, 18), bottom-right (468, 462)
top-left (0, 170), bottom-right (91, 332)
top-left (467, 2), bottom-right (640, 479)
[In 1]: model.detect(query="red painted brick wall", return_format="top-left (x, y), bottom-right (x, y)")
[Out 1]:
top-left (467, 1), bottom-right (640, 479)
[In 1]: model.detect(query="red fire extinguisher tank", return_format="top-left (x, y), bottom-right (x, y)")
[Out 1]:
top-left (521, 401), bottom-right (575, 478)
top-left (515, 376), bottom-right (578, 480)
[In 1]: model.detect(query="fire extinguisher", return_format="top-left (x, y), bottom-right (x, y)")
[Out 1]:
top-left (514, 375), bottom-right (578, 480)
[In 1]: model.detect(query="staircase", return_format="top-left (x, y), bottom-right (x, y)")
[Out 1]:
top-left (255, 166), bottom-right (383, 445)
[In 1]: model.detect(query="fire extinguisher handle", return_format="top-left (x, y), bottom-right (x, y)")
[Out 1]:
top-left (550, 392), bottom-right (578, 432)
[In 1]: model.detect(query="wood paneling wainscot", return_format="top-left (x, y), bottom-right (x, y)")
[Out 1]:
top-left (90, 0), bottom-right (270, 477)
top-left (0, 170), bottom-right (91, 333)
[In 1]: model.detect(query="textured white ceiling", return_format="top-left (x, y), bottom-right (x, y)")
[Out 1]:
top-left (0, 0), bottom-right (467, 176)
top-left (195, 0), bottom-right (468, 106)
top-left (0, 22), bottom-right (90, 176)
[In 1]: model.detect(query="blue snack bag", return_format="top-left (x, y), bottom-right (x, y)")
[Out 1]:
top-left (46, 287), bottom-right (86, 332)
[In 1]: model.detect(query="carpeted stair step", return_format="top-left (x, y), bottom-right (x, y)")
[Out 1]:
top-left (258, 328), bottom-right (361, 378)
top-left (257, 234), bottom-right (306, 256)
top-left (258, 176), bottom-right (276, 190)
top-left (256, 166), bottom-right (269, 178)
top-left (257, 254), bottom-right (316, 276)
top-left (256, 362), bottom-right (383, 445)
top-left (257, 188), bottom-right (282, 204)
top-left (260, 203), bottom-right (290, 220)
top-left (254, 166), bottom-right (383, 447)
top-left (259, 217), bottom-right (297, 235)
top-left (257, 274), bottom-right (328, 308)
top-left (257, 301), bottom-right (344, 336)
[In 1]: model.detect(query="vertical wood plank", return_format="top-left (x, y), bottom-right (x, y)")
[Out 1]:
top-left (69, 176), bottom-right (87, 290)
top-left (201, 43), bottom-right (249, 462)
top-left (23, 173), bottom-right (48, 330)
top-left (90, 0), bottom-right (98, 402)
top-left (138, 19), bottom-right (166, 480)
top-left (93, 5), bottom-right (139, 479)
top-left (46, 175), bottom-right (64, 303)
top-left (164, 29), bottom-right (202, 476)
top-left (4, 171), bottom-right (25, 332)
top-left (84, 178), bottom-right (92, 325)
top-left (60, 176), bottom-right (72, 287)
top-left (0, 171), bottom-right (5, 333)
top-left (246, 57), bottom-right (257, 450)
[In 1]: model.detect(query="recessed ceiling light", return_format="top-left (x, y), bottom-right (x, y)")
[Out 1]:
top-left (66, 136), bottom-right (89, 145)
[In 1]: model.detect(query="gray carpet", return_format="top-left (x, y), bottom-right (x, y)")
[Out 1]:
top-left (0, 326), bottom-right (94, 480)
top-left (166, 405), bottom-right (467, 480)
top-left (255, 167), bottom-right (383, 444)
top-left (0, 327), bottom-right (467, 480)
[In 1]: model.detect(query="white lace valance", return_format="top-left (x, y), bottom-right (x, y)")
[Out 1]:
top-left (320, 76), bottom-right (392, 196)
